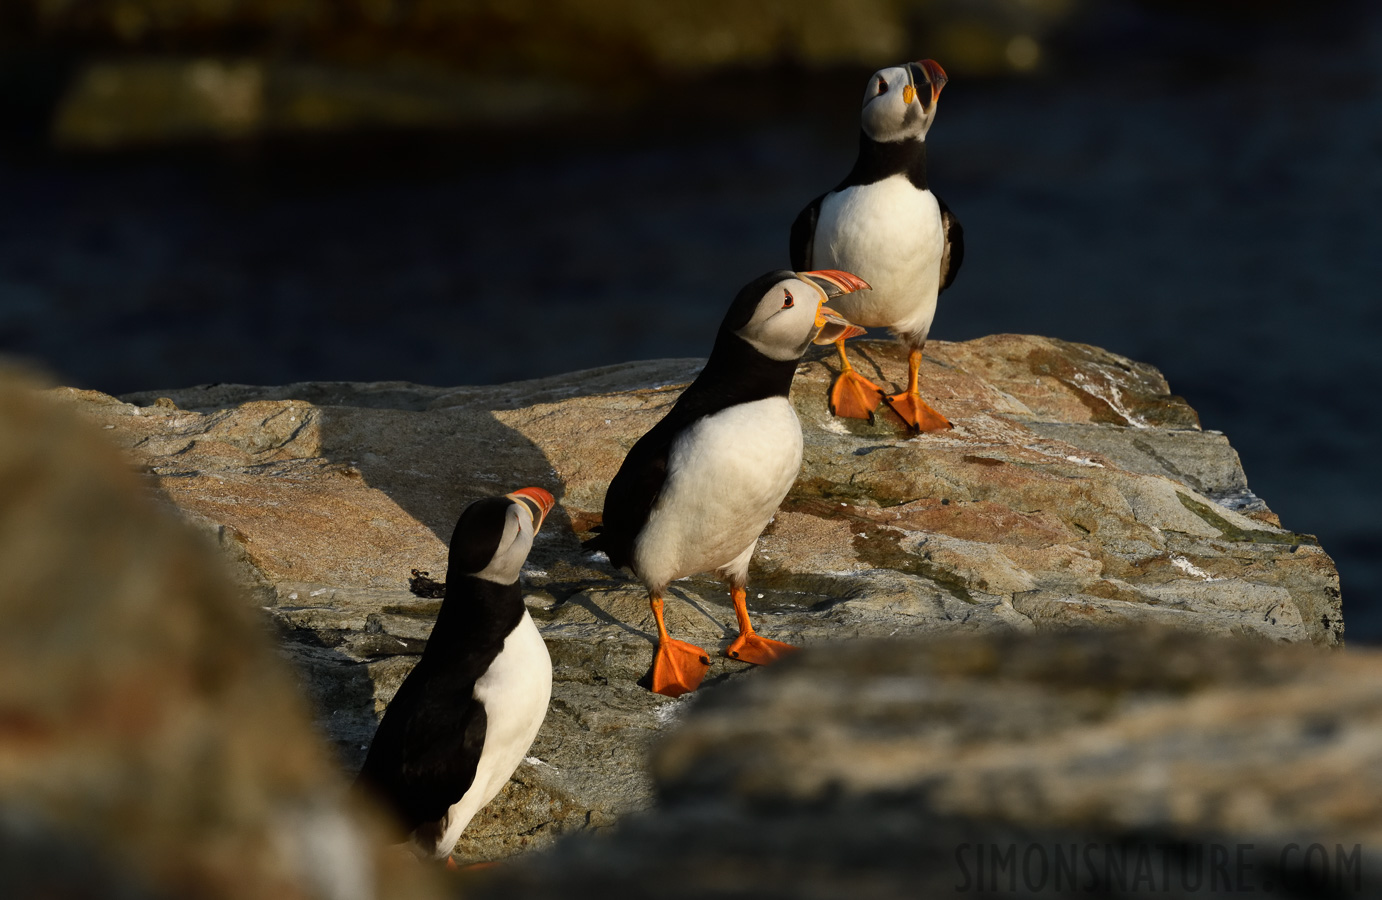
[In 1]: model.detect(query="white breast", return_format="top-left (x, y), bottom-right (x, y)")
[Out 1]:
top-left (814, 175), bottom-right (945, 342)
top-left (633, 397), bottom-right (802, 591)
top-left (427, 610), bottom-right (551, 858)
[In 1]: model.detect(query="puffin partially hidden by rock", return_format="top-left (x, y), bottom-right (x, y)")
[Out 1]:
top-left (585, 270), bottom-right (867, 697)
top-left (354, 487), bottom-right (555, 865)
top-left (791, 58), bottom-right (964, 432)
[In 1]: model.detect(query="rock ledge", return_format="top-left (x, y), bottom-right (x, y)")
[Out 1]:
top-left (54, 334), bottom-right (1341, 861)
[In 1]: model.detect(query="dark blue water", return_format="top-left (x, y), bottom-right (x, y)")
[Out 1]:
top-left (2, 7), bottom-right (1378, 637)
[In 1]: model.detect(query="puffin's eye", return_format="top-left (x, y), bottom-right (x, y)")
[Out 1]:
top-left (782, 289), bottom-right (794, 309)
top-left (877, 77), bottom-right (888, 94)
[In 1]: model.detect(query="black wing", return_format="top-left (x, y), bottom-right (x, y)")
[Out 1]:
top-left (353, 662), bottom-right (488, 835)
top-left (936, 194), bottom-right (964, 293)
top-left (789, 194), bottom-right (825, 270)
top-left (582, 418), bottom-right (678, 571)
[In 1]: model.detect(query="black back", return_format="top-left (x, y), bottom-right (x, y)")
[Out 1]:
top-left (789, 195), bottom-right (821, 270)
top-left (353, 500), bottom-right (526, 836)
top-left (585, 271), bottom-right (803, 570)
top-left (937, 194), bottom-right (965, 292)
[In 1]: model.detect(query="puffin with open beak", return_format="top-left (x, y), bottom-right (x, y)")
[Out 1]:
top-left (354, 487), bottom-right (556, 866)
top-left (584, 270), bottom-right (867, 697)
top-left (790, 58), bottom-right (964, 432)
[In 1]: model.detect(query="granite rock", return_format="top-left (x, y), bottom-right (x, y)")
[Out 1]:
top-left (51, 334), bottom-right (1342, 862)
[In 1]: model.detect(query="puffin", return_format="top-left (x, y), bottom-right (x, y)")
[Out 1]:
top-left (790, 58), bottom-right (964, 432)
top-left (353, 486), bottom-right (555, 865)
top-left (584, 269), bottom-right (867, 697)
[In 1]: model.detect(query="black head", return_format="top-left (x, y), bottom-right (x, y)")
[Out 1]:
top-left (447, 487), bottom-right (555, 585)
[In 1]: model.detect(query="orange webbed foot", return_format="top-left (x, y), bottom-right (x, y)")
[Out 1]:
top-left (446, 858), bottom-right (497, 873)
top-left (651, 638), bottom-right (711, 697)
top-left (829, 370), bottom-right (885, 421)
top-left (884, 390), bottom-right (952, 433)
top-left (726, 632), bottom-right (799, 666)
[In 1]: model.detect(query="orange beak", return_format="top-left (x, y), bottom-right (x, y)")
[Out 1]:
top-left (800, 269), bottom-right (870, 298)
top-left (506, 486), bottom-right (555, 532)
top-left (919, 58), bottom-right (948, 105)
top-left (813, 304), bottom-right (866, 345)
top-left (799, 270), bottom-right (868, 344)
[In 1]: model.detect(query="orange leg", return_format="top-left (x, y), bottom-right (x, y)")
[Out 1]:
top-left (829, 339), bottom-right (885, 421)
top-left (884, 347), bottom-right (951, 432)
top-left (445, 858), bottom-right (496, 872)
top-left (725, 586), bottom-right (798, 666)
top-left (649, 593), bottom-right (710, 697)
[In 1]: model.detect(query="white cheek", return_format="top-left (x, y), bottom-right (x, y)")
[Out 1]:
top-left (763, 305), bottom-right (816, 357)
top-left (861, 85), bottom-right (931, 143)
top-left (475, 513), bottom-right (534, 584)
top-left (862, 99), bottom-right (894, 140)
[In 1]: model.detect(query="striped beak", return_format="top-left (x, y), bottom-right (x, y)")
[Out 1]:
top-left (800, 269), bottom-right (870, 299)
top-left (507, 486), bottom-right (555, 532)
top-left (799, 269), bottom-right (868, 345)
top-left (919, 58), bottom-right (947, 105)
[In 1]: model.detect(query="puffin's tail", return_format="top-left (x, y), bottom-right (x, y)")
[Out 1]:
top-left (580, 527), bottom-right (608, 554)
top-left (583, 527), bottom-right (631, 570)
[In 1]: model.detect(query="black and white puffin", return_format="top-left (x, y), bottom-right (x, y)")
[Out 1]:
top-left (790, 58), bottom-right (964, 432)
top-left (353, 486), bottom-right (555, 865)
top-left (585, 270), bottom-right (867, 697)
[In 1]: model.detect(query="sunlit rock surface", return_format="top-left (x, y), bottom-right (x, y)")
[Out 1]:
top-left (54, 334), bottom-right (1342, 862)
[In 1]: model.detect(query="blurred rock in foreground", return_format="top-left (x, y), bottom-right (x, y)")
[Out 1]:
top-left (0, 367), bottom-right (443, 899)
top-left (470, 627), bottom-right (1381, 899)
top-left (49, 333), bottom-right (1343, 864)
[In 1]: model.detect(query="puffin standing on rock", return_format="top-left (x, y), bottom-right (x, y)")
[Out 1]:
top-left (791, 58), bottom-right (964, 432)
top-left (585, 270), bottom-right (867, 697)
top-left (354, 487), bottom-right (555, 866)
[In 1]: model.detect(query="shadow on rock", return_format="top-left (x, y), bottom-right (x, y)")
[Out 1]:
top-left (106, 363), bottom-right (710, 862)
top-left (57, 333), bottom-right (1345, 867)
